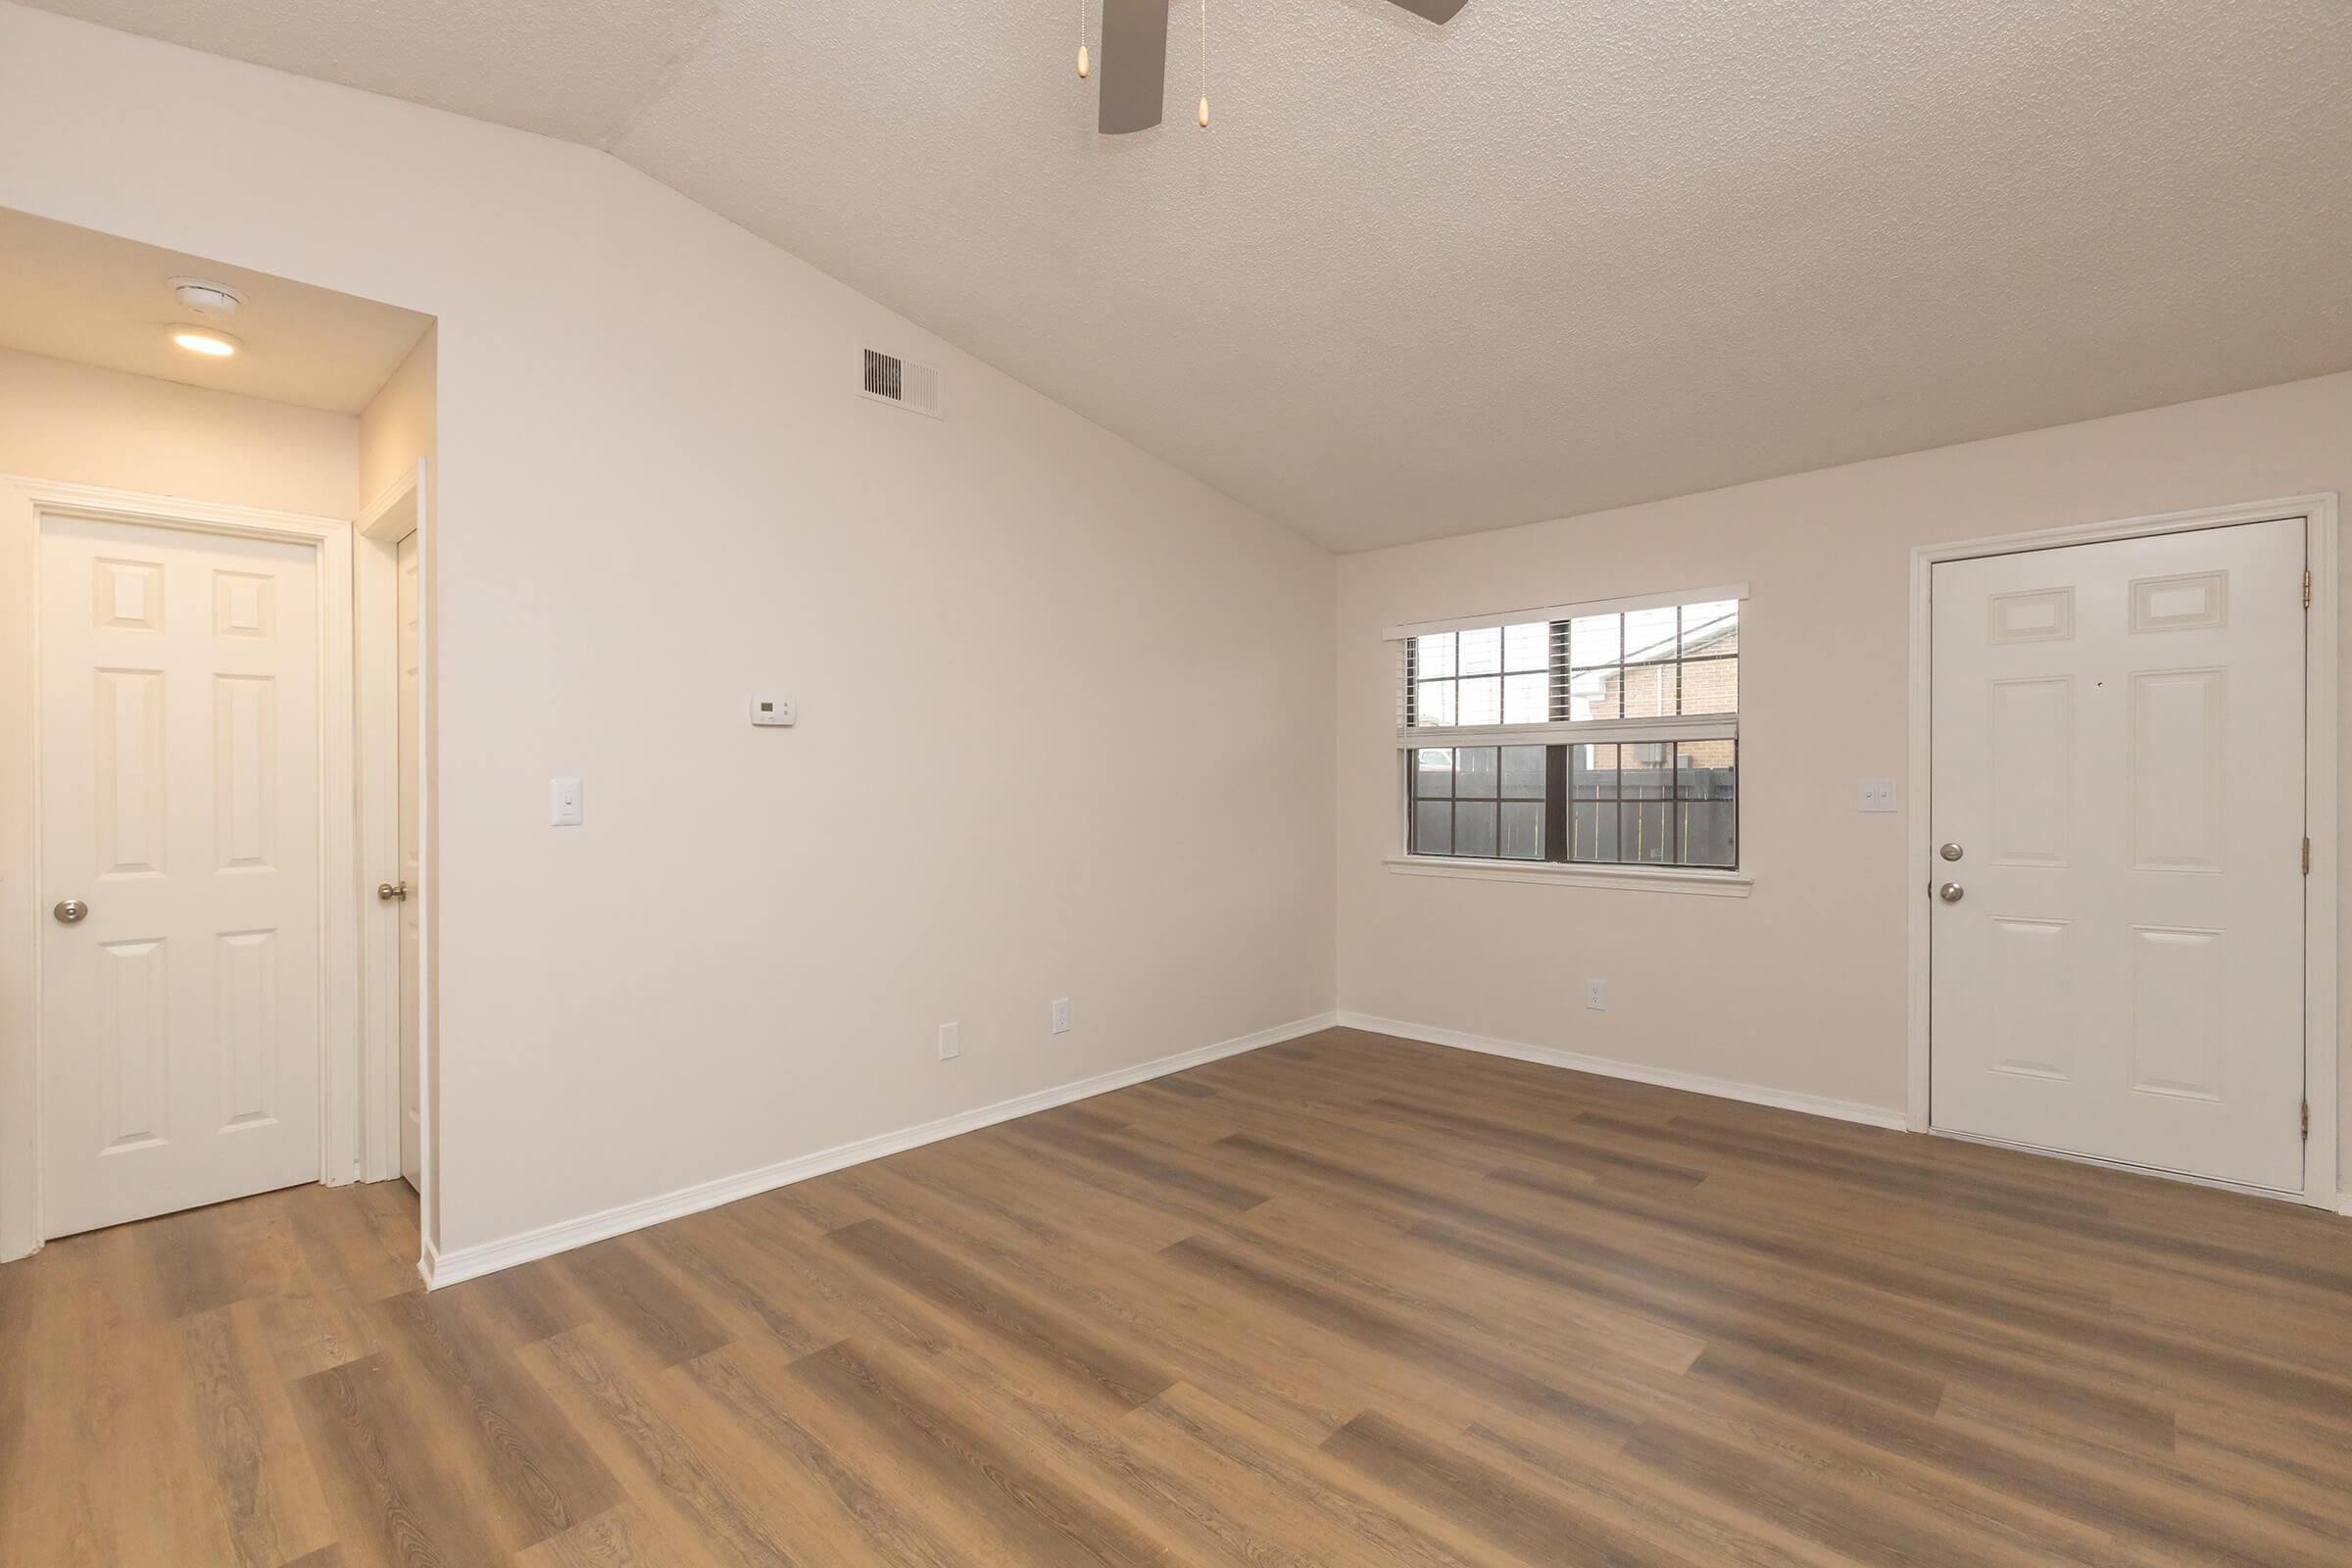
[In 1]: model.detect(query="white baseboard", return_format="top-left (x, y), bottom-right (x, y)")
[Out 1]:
top-left (421, 1010), bottom-right (1338, 1289)
top-left (1331, 1010), bottom-right (1908, 1131)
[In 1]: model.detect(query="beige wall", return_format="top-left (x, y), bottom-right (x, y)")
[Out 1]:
top-left (1338, 370), bottom-right (2352, 1188)
top-left (0, 6), bottom-right (1335, 1259)
top-left (360, 325), bottom-right (435, 510)
top-left (0, 347), bottom-right (357, 516)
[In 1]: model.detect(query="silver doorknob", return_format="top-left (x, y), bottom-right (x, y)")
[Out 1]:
top-left (377, 881), bottom-right (409, 902)
top-left (1936, 881), bottom-right (1965, 904)
top-left (53, 899), bottom-right (88, 923)
top-left (1938, 842), bottom-right (1964, 862)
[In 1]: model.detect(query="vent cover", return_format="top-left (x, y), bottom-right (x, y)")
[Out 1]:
top-left (860, 349), bottom-right (943, 418)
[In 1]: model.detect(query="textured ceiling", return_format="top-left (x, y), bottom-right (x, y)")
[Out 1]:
top-left (0, 206), bottom-right (434, 414)
top-left (28, 0), bottom-right (2352, 551)
top-left (26, 0), bottom-right (722, 145)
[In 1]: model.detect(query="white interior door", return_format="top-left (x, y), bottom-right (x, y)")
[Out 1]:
top-left (396, 531), bottom-right (421, 1190)
top-left (39, 514), bottom-right (324, 1238)
top-left (1930, 518), bottom-right (2306, 1192)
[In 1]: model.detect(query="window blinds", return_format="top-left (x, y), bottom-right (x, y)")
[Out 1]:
top-left (1391, 586), bottom-right (1744, 750)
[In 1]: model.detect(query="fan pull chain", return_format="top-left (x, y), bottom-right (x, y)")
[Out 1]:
top-left (1197, 0), bottom-right (1210, 126)
top-left (1077, 0), bottom-right (1090, 78)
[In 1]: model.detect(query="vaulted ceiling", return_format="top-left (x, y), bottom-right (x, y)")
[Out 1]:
top-left (28, 0), bottom-right (2352, 552)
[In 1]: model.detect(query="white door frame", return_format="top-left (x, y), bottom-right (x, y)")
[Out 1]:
top-left (0, 476), bottom-right (362, 1262)
top-left (353, 465), bottom-right (433, 1248)
top-left (1905, 492), bottom-right (2340, 1212)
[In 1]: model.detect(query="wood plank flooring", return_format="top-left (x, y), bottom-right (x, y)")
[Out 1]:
top-left (6, 1025), bottom-right (2350, 1566)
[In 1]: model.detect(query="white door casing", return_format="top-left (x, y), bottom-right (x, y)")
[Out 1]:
top-left (354, 460), bottom-right (429, 1265)
top-left (38, 514), bottom-right (325, 1237)
top-left (1929, 518), bottom-right (2307, 1193)
top-left (397, 530), bottom-right (421, 1189)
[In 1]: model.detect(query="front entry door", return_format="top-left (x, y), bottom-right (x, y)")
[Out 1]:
top-left (39, 513), bottom-right (324, 1238)
top-left (1929, 518), bottom-right (2306, 1192)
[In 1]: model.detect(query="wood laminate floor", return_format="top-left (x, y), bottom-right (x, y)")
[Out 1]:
top-left (5, 1026), bottom-right (2350, 1566)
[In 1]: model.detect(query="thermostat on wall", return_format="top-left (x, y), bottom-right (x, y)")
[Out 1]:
top-left (750, 696), bottom-right (796, 727)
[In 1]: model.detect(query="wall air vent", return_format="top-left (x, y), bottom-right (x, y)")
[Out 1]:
top-left (860, 349), bottom-right (943, 418)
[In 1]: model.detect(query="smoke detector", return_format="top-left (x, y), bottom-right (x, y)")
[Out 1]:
top-left (167, 277), bottom-right (244, 319)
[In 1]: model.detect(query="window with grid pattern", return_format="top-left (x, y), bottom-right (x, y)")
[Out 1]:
top-left (1395, 593), bottom-right (1740, 870)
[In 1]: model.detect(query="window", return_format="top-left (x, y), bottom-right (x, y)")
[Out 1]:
top-left (1411, 745), bottom-right (1549, 859)
top-left (1394, 590), bottom-right (1741, 871)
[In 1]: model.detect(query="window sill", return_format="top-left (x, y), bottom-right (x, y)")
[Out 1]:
top-left (1383, 855), bottom-right (1754, 897)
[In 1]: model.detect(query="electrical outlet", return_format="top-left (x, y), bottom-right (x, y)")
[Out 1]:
top-left (1584, 979), bottom-right (1607, 1010)
top-left (938, 1021), bottom-right (960, 1060)
top-left (1050, 998), bottom-right (1071, 1035)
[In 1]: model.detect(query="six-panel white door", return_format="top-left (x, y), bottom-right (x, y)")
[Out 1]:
top-left (397, 530), bottom-right (422, 1190)
top-left (39, 514), bottom-right (324, 1238)
top-left (1930, 519), bottom-right (2306, 1192)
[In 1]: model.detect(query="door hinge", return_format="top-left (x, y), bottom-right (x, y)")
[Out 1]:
top-left (2303, 836), bottom-right (2312, 874)
top-left (2303, 1099), bottom-right (2311, 1140)
top-left (2304, 568), bottom-right (2313, 609)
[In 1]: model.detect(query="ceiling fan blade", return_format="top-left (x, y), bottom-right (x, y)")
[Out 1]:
top-left (1099, 0), bottom-right (1169, 133)
top-left (1386, 0), bottom-right (1469, 20)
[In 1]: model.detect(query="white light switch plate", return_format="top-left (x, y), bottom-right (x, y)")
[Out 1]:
top-left (551, 776), bottom-right (583, 826)
top-left (1858, 777), bottom-right (1897, 813)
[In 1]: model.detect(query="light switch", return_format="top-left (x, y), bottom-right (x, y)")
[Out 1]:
top-left (1858, 777), bottom-right (1896, 813)
top-left (551, 776), bottom-right (583, 826)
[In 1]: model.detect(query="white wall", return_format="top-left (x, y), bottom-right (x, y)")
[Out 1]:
top-left (0, 5), bottom-right (1336, 1260)
top-left (0, 347), bottom-right (357, 516)
top-left (1337, 370), bottom-right (2352, 1187)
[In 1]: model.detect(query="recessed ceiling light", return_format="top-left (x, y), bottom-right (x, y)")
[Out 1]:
top-left (170, 326), bottom-right (240, 358)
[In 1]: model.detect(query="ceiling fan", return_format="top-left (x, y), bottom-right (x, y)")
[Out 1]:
top-left (1090, 0), bottom-right (1469, 134)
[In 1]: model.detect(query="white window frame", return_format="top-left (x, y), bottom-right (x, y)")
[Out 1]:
top-left (1382, 583), bottom-right (1754, 896)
